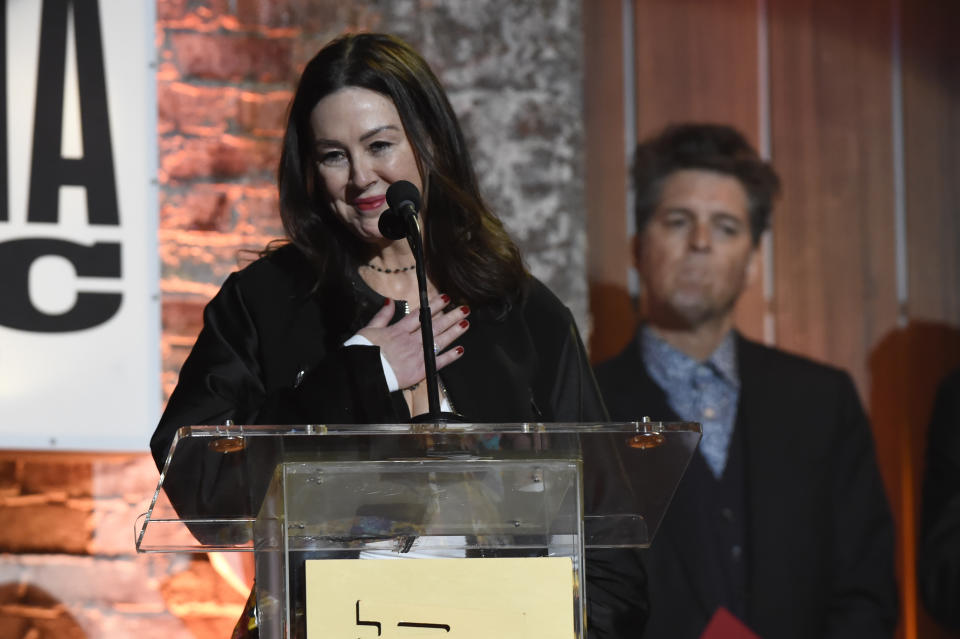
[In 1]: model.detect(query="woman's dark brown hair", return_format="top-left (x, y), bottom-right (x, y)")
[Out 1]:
top-left (278, 32), bottom-right (525, 306)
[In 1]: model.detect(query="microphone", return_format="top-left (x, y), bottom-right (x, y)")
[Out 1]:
top-left (376, 181), bottom-right (462, 424)
top-left (378, 180), bottom-right (421, 240)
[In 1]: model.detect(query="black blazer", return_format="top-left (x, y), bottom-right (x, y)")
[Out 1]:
top-left (152, 244), bottom-right (606, 462)
top-left (595, 332), bottom-right (898, 639)
top-left (151, 244), bottom-right (647, 639)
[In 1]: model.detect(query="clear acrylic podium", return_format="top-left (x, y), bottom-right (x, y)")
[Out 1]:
top-left (136, 421), bottom-right (700, 638)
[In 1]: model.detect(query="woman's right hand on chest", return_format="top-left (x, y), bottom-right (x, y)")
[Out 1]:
top-left (358, 294), bottom-right (470, 389)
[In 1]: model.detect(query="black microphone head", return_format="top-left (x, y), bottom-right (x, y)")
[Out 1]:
top-left (386, 180), bottom-right (421, 212)
top-left (378, 208), bottom-right (407, 240)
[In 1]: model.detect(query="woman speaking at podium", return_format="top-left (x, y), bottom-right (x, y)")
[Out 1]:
top-left (150, 33), bottom-right (645, 638)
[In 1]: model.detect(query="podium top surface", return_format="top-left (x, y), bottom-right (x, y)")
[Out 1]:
top-left (167, 419), bottom-right (693, 437)
top-left (138, 421), bottom-right (700, 552)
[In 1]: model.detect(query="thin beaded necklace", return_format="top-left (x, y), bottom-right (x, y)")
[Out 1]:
top-left (361, 262), bottom-right (416, 274)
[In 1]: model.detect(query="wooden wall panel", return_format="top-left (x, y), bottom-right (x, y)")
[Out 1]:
top-left (768, 0), bottom-right (898, 400)
top-left (769, 2), bottom-right (905, 635)
top-left (632, 0), bottom-right (766, 344)
top-left (902, 1), bottom-right (960, 327)
top-left (584, 0), bottom-right (631, 363)
top-left (632, 0), bottom-right (759, 133)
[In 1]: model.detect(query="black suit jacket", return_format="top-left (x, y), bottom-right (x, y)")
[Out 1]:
top-left (595, 332), bottom-right (898, 639)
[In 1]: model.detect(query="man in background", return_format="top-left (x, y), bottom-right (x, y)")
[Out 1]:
top-left (594, 124), bottom-right (897, 638)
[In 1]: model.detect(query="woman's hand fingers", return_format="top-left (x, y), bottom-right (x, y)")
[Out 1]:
top-left (432, 304), bottom-right (470, 358)
top-left (432, 303), bottom-right (469, 335)
top-left (365, 298), bottom-right (396, 329)
top-left (394, 293), bottom-right (450, 331)
top-left (435, 344), bottom-right (465, 370)
top-left (429, 293), bottom-right (451, 316)
top-left (357, 293), bottom-right (469, 388)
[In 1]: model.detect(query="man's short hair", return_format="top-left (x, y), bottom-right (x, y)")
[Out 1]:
top-left (633, 123), bottom-right (781, 245)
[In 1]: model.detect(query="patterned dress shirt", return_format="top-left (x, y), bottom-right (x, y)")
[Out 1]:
top-left (640, 326), bottom-right (740, 479)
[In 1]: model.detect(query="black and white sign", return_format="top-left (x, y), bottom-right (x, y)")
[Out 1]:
top-left (0, 0), bottom-right (158, 449)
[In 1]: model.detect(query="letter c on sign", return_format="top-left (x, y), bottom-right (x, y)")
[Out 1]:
top-left (0, 238), bottom-right (121, 332)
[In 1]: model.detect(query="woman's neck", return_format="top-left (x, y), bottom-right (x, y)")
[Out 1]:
top-left (359, 240), bottom-right (436, 307)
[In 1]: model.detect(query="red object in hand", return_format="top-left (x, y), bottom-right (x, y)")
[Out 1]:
top-left (699, 607), bottom-right (761, 639)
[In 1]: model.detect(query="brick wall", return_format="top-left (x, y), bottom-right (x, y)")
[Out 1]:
top-left (157, 0), bottom-right (299, 400)
top-left (0, 1), bottom-right (585, 636)
top-left (0, 452), bottom-right (246, 637)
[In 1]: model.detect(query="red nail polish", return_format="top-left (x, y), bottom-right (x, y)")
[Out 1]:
top-left (459, 319), bottom-right (469, 329)
top-left (460, 305), bottom-right (470, 315)
top-left (455, 346), bottom-right (464, 355)
top-left (441, 294), bottom-right (450, 304)
top-left (383, 298), bottom-right (391, 307)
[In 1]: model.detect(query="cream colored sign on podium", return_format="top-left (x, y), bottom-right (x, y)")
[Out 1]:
top-left (305, 557), bottom-right (575, 638)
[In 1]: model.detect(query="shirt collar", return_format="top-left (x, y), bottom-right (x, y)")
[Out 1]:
top-left (639, 324), bottom-right (740, 388)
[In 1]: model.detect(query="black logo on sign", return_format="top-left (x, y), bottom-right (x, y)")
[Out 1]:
top-left (0, 0), bottom-right (122, 332)
top-left (356, 600), bottom-right (452, 636)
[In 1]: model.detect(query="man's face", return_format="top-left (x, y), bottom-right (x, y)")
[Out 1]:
top-left (634, 168), bottom-right (758, 330)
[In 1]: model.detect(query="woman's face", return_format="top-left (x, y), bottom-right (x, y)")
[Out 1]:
top-left (310, 86), bottom-right (423, 244)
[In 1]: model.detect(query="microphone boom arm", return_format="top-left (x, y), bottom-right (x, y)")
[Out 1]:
top-left (402, 212), bottom-right (443, 419)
